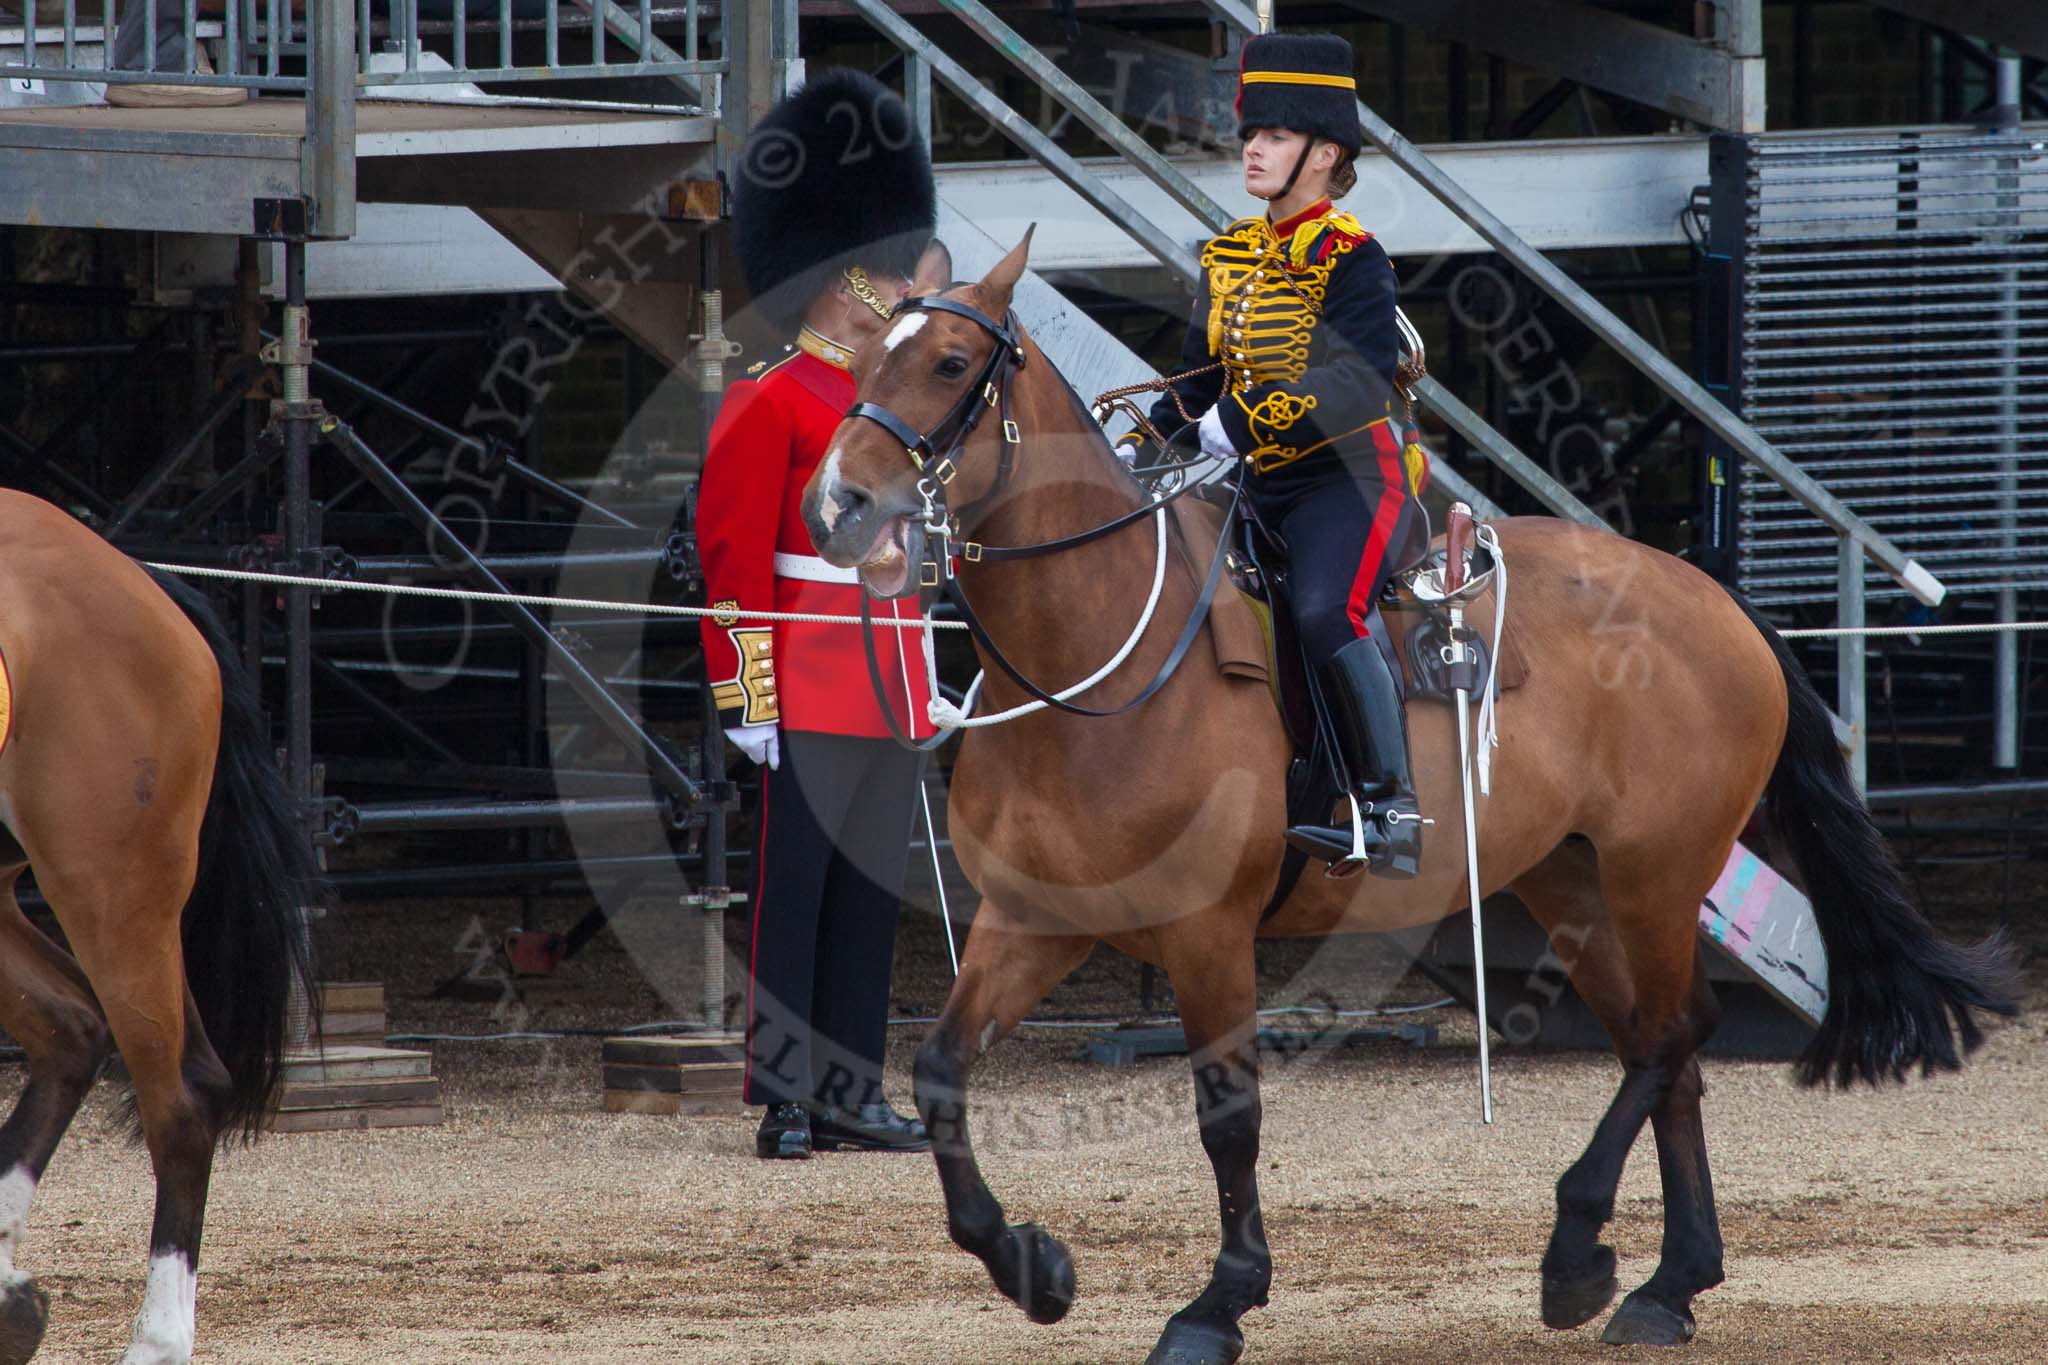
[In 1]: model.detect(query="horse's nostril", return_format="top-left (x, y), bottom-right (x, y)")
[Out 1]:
top-left (838, 483), bottom-right (875, 521)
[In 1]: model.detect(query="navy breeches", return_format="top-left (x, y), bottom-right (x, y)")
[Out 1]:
top-left (1249, 454), bottom-right (1422, 667)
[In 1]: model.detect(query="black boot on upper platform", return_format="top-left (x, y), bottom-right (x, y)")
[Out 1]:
top-left (1286, 637), bottom-right (1424, 879)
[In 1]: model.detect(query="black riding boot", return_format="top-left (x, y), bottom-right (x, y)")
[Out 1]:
top-left (1285, 637), bottom-right (1424, 878)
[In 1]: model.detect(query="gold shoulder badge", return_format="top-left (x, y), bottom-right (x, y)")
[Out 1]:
top-left (712, 598), bottom-right (741, 627)
top-left (745, 360), bottom-right (768, 376)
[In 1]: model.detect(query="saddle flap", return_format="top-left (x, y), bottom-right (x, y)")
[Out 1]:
top-left (1169, 496), bottom-right (1270, 688)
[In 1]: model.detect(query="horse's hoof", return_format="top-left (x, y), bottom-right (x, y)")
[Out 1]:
top-left (992, 1222), bottom-right (1075, 1325)
top-left (1144, 1312), bottom-right (1245, 1365)
top-left (1541, 1244), bottom-right (1618, 1330)
top-left (0, 1277), bottom-right (49, 1365)
top-left (1601, 1292), bottom-right (1696, 1346)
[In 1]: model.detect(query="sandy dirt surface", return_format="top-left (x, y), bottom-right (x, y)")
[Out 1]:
top-left (10, 882), bottom-right (2048, 1365)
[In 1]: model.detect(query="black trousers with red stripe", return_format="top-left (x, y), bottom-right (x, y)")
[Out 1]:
top-left (743, 731), bottom-right (924, 1110)
top-left (1248, 437), bottom-right (1422, 666)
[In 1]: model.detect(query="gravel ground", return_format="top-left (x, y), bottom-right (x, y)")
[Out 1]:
top-left (10, 847), bottom-right (2047, 1364)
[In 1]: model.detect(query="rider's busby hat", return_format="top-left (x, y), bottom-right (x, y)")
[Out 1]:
top-left (1235, 33), bottom-right (1363, 158)
top-left (731, 69), bottom-right (937, 335)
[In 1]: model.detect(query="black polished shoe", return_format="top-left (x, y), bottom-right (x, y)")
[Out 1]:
top-left (811, 1101), bottom-right (930, 1153)
top-left (755, 1103), bottom-right (813, 1160)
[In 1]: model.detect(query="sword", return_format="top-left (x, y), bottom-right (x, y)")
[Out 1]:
top-left (1443, 503), bottom-right (1495, 1124)
top-left (1256, 0), bottom-right (1274, 34)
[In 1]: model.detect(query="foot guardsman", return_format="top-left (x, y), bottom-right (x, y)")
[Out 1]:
top-left (1126, 32), bottom-right (1427, 877)
top-left (699, 69), bottom-right (939, 1158)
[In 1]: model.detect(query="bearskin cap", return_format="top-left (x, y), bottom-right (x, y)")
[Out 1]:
top-left (731, 69), bottom-right (936, 335)
top-left (1235, 33), bottom-right (1363, 158)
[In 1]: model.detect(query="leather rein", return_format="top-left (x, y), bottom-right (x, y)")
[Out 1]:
top-left (843, 294), bottom-right (1237, 749)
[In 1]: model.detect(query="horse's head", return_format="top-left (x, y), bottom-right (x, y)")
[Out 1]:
top-left (804, 230), bottom-right (1034, 598)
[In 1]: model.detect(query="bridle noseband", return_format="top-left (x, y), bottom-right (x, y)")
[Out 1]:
top-left (844, 295), bottom-right (1026, 587)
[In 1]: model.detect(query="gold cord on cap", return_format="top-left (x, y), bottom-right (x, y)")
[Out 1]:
top-left (841, 266), bottom-right (894, 320)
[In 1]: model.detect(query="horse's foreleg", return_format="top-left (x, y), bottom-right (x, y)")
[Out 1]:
top-left (1143, 920), bottom-right (1267, 1365)
top-left (0, 873), bottom-right (112, 1365)
top-left (914, 909), bottom-right (1092, 1326)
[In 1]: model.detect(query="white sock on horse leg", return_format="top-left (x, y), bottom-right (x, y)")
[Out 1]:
top-left (0, 1166), bottom-right (35, 1291)
top-left (119, 1251), bottom-right (197, 1365)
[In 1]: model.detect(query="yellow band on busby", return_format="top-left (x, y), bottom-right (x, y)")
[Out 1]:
top-left (1240, 71), bottom-right (1358, 92)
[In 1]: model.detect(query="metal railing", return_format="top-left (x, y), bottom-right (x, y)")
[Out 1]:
top-left (0, 0), bottom-right (720, 96)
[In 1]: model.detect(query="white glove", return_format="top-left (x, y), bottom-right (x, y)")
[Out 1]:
top-left (1197, 404), bottom-right (1238, 460)
top-left (726, 724), bottom-right (780, 770)
top-left (1113, 439), bottom-right (1140, 467)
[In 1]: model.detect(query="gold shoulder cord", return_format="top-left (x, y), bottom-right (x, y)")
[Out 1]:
top-left (841, 266), bottom-right (894, 320)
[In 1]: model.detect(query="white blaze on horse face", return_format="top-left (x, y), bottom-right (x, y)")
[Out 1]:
top-left (0, 1166), bottom-right (35, 1290)
top-left (119, 1251), bottom-right (197, 1365)
top-left (882, 311), bottom-right (928, 352)
top-left (817, 446), bottom-right (846, 532)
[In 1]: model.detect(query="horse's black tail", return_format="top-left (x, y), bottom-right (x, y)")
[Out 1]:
top-left (147, 568), bottom-right (322, 1140)
top-left (1732, 593), bottom-right (2021, 1087)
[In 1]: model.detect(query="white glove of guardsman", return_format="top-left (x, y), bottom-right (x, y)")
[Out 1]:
top-left (1197, 404), bottom-right (1239, 461)
top-left (726, 723), bottom-right (781, 770)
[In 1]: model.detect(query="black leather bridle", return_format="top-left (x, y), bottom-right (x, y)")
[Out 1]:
top-left (845, 293), bottom-right (1236, 750)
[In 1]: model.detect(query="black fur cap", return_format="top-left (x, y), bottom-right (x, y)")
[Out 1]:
top-left (1235, 33), bottom-right (1363, 157)
top-left (731, 68), bottom-right (937, 334)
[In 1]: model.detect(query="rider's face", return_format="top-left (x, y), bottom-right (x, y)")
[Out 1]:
top-left (1242, 126), bottom-right (1309, 199)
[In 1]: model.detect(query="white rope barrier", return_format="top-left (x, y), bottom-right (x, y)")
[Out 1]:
top-left (1780, 620), bottom-right (2048, 640)
top-left (144, 559), bottom-right (2048, 645)
top-left (142, 560), bottom-right (969, 631)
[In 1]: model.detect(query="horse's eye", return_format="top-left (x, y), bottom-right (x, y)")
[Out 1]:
top-left (935, 354), bottom-right (969, 380)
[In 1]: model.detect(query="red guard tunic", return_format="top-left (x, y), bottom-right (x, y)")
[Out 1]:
top-left (697, 347), bottom-right (934, 740)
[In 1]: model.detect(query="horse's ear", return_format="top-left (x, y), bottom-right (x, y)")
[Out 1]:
top-left (978, 226), bottom-right (1035, 312)
top-left (911, 237), bottom-right (952, 297)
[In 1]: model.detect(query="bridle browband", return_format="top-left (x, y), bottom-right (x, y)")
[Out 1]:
top-left (844, 292), bottom-right (1236, 748)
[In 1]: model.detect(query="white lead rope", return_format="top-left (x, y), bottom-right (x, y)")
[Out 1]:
top-left (922, 505), bottom-right (1171, 731)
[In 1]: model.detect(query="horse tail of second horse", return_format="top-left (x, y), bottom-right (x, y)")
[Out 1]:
top-left (148, 569), bottom-right (322, 1139)
top-left (1735, 595), bottom-right (2021, 1087)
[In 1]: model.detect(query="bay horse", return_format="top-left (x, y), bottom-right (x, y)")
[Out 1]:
top-left (802, 236), bottom-right (2019, 1363)
top-left (0, 490), bottom-right (317, 1364)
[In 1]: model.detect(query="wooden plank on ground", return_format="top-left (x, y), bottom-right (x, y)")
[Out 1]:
top-left (600, 1035), bottom-right (745, 1067)
top-left (603, 1089), bottom-right (743, 1118)
top-left (601, 1061), bottom-right (741, 1096)
top-left (268, 1103), bottom-right (444, 1134)
top-left (276, 1077), bottom-right (442, 1111)
top-left (318, 982), bottom-right (386, 1014)
top-left (282, 1047), bottom-right (432, 1084)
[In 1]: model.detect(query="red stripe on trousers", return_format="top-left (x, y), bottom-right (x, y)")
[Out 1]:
top-left (742, 772), bottom-right (771, 1102)
top-left (1346, 436), bottom-right (1411, 639)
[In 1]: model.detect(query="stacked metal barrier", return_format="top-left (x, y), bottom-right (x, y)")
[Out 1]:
top-left (1713, 125), bottom-right (2048, 607)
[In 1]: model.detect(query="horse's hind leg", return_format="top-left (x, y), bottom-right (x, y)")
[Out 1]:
top-left (1511, 838), bottom-right (1725, 1345)
top-left (914, 906), bottom-right (1093, 1326)
top-left (1142, 915), bottom-right (1267, 1365)
top-left (34, 846), bottom-right (226, 1365)
top-left (0, 869), bottom-right (113, 1364)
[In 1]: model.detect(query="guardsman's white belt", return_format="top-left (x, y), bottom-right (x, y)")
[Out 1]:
top-left (772, 551), bottom-right (861, 585)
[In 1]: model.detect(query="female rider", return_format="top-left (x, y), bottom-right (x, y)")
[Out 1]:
top-left (1125, 32), bottom-right (1426, 878)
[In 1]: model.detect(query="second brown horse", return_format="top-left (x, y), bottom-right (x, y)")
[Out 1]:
top-left (803, 237), bottom-right (2018, 1364)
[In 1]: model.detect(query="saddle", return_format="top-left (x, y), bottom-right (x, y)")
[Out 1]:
top-left (1173, 493), bottom-right (1529, 910)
